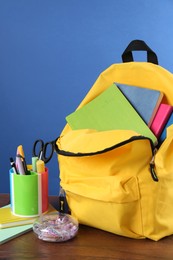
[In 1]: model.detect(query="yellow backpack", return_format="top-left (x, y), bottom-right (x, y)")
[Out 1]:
top-left (55, 40), bottom-right (173, 241)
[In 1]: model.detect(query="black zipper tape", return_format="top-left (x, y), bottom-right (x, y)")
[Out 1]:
top-left (55, 135), bottom-right (155, 157)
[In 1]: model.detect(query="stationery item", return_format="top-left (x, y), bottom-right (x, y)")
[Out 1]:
top-left (150, 104), bottom-right (173, 137)
top-left (32, 156), bottom-right (38, 172)
top-left (9, 167), bottom-right (49, 217)
top-left (159, 112), bottom-right (173, 143)
top-left (33, 212), bottom-right (78, 242)
top-left (36, 160), bottom-right (45, 173)
top-left (115, 83), bottom-right (164, 126)
top-left (0, 204), bottom-right (56, 229)
top-left (10, 157), bottom-right (18, 174)
top-left (0, 224), bottom-right (33, 245)
top-left (0, 207), bottom-right (36, 228)
top-left (66, 84), bottom-right (157, 145)
top-left (17, 145), bottom-right (25, 158)
top-left (32, 139), bottom-right (54, 163)
top-left (16, 145), bottom-right (27, 172)
top-left (15, 155), bottom-right (26, 175)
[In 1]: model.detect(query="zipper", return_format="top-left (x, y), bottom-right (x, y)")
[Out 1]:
top-left (149, 148), bottom-right (159, 182)
top-left (55, 135), bottom-right (154, 157)
top-left (58, 187), bottom-right (70, 214)
top-left (55, 135), bottom-right (158, 182)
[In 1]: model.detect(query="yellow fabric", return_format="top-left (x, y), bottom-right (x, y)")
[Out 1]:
top-left (57, 61), bottom-right (173, 241)
top-left (62, 62), bottom-right (173, 135)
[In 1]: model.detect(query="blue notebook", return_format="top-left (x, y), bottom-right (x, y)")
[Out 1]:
top-left (115, 83), bottom-right (164, 127)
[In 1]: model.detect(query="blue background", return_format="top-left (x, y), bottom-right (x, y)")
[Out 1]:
top-left (1, 0), bottom-right (173, 195)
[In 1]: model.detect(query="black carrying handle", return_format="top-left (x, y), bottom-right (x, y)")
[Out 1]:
top-left (122, 40), bottom-right (158, 65)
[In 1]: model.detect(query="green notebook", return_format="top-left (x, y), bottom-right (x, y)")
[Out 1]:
top-left (0, 224), bottom-right (33, 245)
top-left (0, 204), bottom-right (32, 245)
top-left (0, 204), bottom-right (57, 245)
top-left (66, 84), bottom-right (157, 145)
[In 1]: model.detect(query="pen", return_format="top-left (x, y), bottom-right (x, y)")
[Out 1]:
top-left (36, 160), bottom-right (45, 174)
top-left (10, 157), bottom-right (18, 174)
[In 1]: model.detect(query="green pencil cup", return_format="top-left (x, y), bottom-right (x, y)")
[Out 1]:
top-left (9, 168), bottom-right (48, 217)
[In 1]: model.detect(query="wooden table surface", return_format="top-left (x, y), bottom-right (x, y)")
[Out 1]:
top-left (1, 194), bottom-right (173, 260)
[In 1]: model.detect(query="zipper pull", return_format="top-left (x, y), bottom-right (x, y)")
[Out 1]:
top-left (58, 187), bottom-right (69, 213)
top-left (149, 148), bottom-right (159, 182)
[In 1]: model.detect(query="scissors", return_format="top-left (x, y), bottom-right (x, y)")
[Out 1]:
top-left (32, 139), bottom-right (55, 164)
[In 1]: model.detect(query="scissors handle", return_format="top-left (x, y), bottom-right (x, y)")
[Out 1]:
top-left (32, 139), bottom-right (44, 158)
top-left (42, 141), bottom-right (55, 163)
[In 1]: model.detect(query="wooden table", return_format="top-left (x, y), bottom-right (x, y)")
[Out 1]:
top-left (1, 194), bottom-right (173, 260)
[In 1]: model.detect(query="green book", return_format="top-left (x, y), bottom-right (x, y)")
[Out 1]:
top-left (66, 84), bottom-right (157, 145)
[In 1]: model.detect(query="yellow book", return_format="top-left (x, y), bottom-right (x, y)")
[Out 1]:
top-left (0, 204), bottom-right (57, 229)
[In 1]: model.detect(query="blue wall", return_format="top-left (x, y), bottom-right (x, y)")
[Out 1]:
top-left (1, 0), bottom-right (173, 195)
